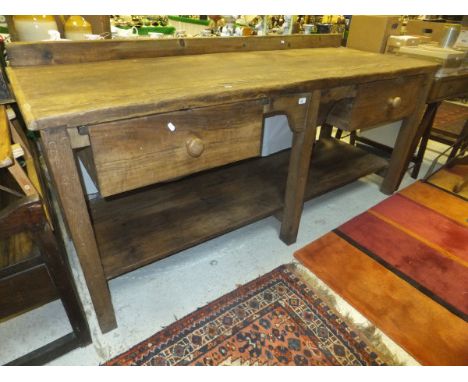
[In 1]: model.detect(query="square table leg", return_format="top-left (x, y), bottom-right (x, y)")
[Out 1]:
top-left (40, 128), bottom-right (117, 333)
top-left (278, 90), bottom-right (321, 244)
top-left (380, 75), bottom-right (433, 194)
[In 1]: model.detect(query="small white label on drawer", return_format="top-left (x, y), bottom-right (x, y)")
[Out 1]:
top-left (167, 122), bottom-right (176, 132)
top-left (298, 97), bottom-right (307, 105)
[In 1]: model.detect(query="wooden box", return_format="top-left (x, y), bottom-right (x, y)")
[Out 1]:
top-left (347, 16), bottom-right (401, 53)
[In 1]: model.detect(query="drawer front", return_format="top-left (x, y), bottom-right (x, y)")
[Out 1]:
top-left (349, 74), bottom-right (426, 130)
top-left (89, 100), bottom-right (264, 197)
top-left (428, 75), bottom-right (468, 102)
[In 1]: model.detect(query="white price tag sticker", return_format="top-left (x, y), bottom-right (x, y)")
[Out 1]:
top-left (167, 122), bottom-right (176, 132)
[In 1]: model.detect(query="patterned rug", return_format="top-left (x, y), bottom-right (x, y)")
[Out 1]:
top-left (104, 264), bottom-right (394, 366)
top-left (295, 180), bottom-right (468, 365)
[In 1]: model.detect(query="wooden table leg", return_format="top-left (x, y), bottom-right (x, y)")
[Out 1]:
top-left (40, 128), bottom-right (117, 333)
top-left (380, 76), bottom-right (433, 194)
top-left (448, 120), bottom-right (468, 161)
top-left (319, 122), bottom-right (333, 140)
top-left (410, 102), bottom-right (440, 179)
top-left (278, 90), bottom-right (320, 244)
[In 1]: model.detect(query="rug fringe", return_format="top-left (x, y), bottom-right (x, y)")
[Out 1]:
top-left (287, 262), bottom-right (410, 366)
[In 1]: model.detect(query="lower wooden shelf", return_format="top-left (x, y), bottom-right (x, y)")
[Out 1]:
top-left (89, 138), bottom-right (388, 279)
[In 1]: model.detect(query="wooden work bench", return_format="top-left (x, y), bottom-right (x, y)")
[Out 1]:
top-left (411, 72), bottom-right (468, 177)
top-left (5, 35), bottom-right (438, 333)
top-left (347, 70), bottom-right (468, 178)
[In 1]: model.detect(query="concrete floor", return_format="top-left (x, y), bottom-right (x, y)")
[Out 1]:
top-left (0, 138), bottom-right (450, 365)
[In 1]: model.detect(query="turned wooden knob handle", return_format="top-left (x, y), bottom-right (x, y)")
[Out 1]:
top-left (186, 137), bottom-right (205, 157)
top-left (388, 96), bottom-right (402, 108)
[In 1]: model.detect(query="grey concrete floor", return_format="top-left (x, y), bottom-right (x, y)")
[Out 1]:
top-left (0, 138), bottom-right (450, 365)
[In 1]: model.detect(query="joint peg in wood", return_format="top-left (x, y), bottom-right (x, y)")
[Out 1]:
top-left (387, 96), bottom-right (402, 108)
top-left (186, 137), bottom-right (205, 157)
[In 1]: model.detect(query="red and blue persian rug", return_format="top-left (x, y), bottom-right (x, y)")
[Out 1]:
top-left (104, 264), bottom-right (391, 366)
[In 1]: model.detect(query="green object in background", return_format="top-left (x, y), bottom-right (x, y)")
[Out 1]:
top-left (167, 16), bottom-right (210, 27)
top-left (26, 130), bottom-right (39, 141)
top-left (117, 25), bottom-right (176, 35)
top-left (0, 26), bottom-right (8, 34)
top-left (137, 26), bottom-right (176, 35)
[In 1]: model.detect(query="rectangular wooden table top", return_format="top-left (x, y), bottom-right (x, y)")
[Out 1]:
top-left (7, 47), bottom-right (438, 131)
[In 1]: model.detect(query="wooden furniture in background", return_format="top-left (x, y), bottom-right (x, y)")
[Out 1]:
top-left (0, 197), bottom-right (91, 365)
top-left (0, 104), bottom-right (91, 365)
top-left (5, 36), bottom-right (438, 333)
top-left (411, 73), bottom-right (468, 178)
top-left (340, 72), bottom-right (468, 179)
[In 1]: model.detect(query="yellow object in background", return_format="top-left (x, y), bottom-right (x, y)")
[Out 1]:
top-left (322, 15), bottom-right (343, 24)
top-left (13, 15), bottom-right (58, 41)
top-left (65, 16), bottom-right (92, 40)
top-left (0, 105), bottom-right (12, 168)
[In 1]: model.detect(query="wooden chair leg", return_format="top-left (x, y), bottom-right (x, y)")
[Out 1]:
top-left (349, 131), bottom-right (356, 146)
top-left (447, 120), bottom-right (468, 162)
top-left (7, 158), bottom-right (38, 197)
top-left (335, 129), bottom-right (343, 140)
top-left (411, 124), bottom-right (431, 179)
top-left (447, 141), bottom-right (462, 161)
top-left (411, 102), bottom-right (440, 179)
top-left (36, 224), bottom-right (91, 346)
top-left (319, 123), bottom-right (333, 140)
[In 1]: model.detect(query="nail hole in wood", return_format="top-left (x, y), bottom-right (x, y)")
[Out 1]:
top-left (43, 50), bottom-right (53, 61)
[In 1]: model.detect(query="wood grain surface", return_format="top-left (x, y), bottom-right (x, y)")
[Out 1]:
top-left (6, 34), bottom-right (342, 66)
top-left (90, 138), bottom-right (387, 279)
top-left (349, 75), bottom-right (425, 130)
top-left (277, 91), bottom-right (320, 244)
top-left (89, 100), bottom-right (264, 196)
top-left (40, 128), bottom-right (116, 333)
top-left (380, 72), bottom-right (434, 194)
top-left (0, 106), bottom-right (12, 168)
top-left (428, 72), bottom-right (468, 102)
top-left (0, 264), bottom-right (57, 319)
top-left (7, 48), bottom-right (438, 131)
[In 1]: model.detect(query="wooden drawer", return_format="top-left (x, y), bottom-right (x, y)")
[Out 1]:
top-left (428, 75), bottom-right (468, 102)
top-left (89, 100), bottom-right (265, 197)
top-left (348, 74), bottom-right (426, 130)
